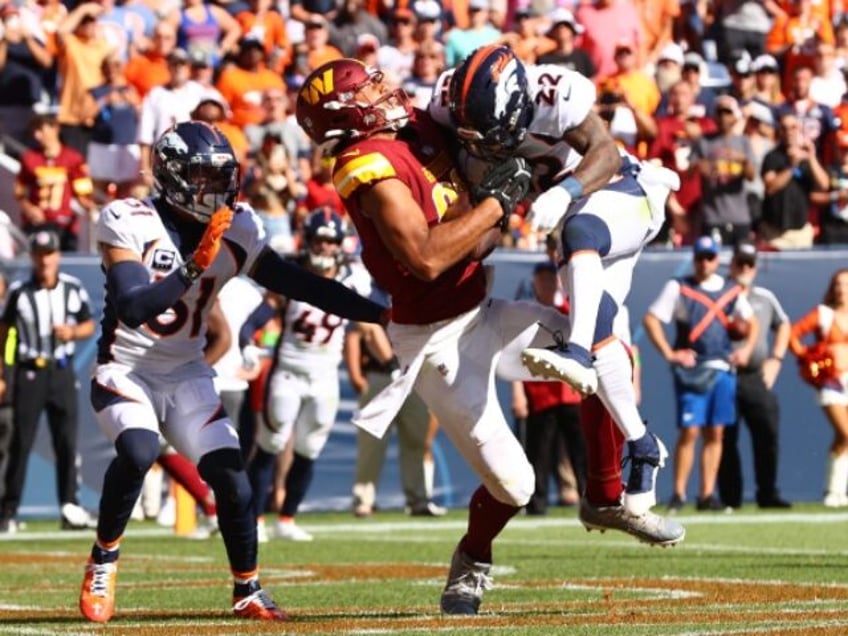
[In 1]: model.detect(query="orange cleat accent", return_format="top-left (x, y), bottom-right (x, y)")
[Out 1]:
top-left (233, 589), bottom-right (289, 621)
top-left (79, 558), bottom-right (117, 623)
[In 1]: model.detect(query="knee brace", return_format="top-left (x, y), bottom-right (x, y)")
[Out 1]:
top-left (114, 429), bottom-right (160, 477)
top-left (593, 292), bottom-right (619, 343)
top-left (198, 448), bottom-right (252, 509)
top-left (560, 214), bottom-right (612, 260)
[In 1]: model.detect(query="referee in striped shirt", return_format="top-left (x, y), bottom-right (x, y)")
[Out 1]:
top-left (0, 229), bottom-right (96, 533)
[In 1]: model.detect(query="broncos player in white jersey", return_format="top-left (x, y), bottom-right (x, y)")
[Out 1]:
top-left (429, 45), bottom-right (681, 521)
top-left (78, 121), bottom-right (385, 624)
top-left (242, 208), bottom-right (372, 542)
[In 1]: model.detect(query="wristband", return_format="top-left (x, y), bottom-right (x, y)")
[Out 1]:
top-left (558, 176), bottom-right (584, 200)
top-left (179, 258), bottom-right (204, 283)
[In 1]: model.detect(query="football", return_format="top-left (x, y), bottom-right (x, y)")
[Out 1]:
top-left (727, 317), bottom-right (751, 341)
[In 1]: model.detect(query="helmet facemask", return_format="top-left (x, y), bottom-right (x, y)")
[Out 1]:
top-left (323, 69), bottom-right (412, 145)
top-left (308, 236), bottom-right (342, 272)
top-left (152, 124), bottom-right (240, 224)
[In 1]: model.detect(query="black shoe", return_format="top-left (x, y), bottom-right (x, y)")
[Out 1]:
top-left (696, 495), bottom-right (729, 512)
top-left (667, 494), bottom-right (685, 514)
top-left (757, 496), bottom-right (792, 509)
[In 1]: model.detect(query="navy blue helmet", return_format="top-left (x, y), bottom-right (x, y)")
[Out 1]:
top-left (152, 121), bottom-right (240, 223)
top-left (303, 207), bottom-right (346, 271)
top-left (448, 45), bottom-right (534, 158)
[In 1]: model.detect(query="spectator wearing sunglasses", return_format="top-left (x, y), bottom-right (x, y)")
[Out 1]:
top-left (692, 95), bottom-right (757, 247)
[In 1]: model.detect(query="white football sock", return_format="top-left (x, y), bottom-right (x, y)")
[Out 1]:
top-left (594, 339), bottom-right (647, 441)
top-left (565, 252), bottom-right (604, 350)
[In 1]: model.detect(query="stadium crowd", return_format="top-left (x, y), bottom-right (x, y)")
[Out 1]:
top-left (4, 0), bottom-right (848, 254)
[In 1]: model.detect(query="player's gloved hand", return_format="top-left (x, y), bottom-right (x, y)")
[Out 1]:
top-left (182, 206), bottom-right (234, 281)
top-left (528, 185), bottom-right (573, 232)
top-left (241, 344), bottom-right (263, 372)
top-left (471, 157), bottom-right (532, 229)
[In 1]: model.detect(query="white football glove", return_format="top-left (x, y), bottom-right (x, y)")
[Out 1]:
top-left (241, 344), bottom-right (263, 372)
top-left (528, 186), bottom-right (573, 232)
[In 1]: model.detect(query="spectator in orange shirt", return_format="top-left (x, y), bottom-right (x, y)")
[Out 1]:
top-left (123, 21), bottom-right (177, 100)
top-left (598, 40), bottom-right (661, 118)
top-left (301, 15), bottom-right (343, 72)
top-left (766, 0), bottom-right (835, 83)
top-left (235, 0), bottom-right (292, 73)
top-left (55, 2), bottom-right (113, 157)
top-left (635, 0), bottom-right (681, 67)
top-left (216, 34), bottom-right (285, 129)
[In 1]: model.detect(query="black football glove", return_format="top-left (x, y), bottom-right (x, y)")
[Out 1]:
top-left (470, 157), bottom-right (532, 230)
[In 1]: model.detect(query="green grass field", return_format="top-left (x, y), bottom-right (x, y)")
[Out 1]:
top-left (2, 505), bottom-right (848, 635)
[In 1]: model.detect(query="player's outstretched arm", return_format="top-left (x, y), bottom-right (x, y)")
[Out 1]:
top-left (249, 248), bottom-right (386, 324)
top-left (102, 245), bottom-right (194, 329)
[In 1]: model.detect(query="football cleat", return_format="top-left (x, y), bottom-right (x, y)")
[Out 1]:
top-left (61, 503), bottom-right (98, 530)
top-left (79, 559), bottom-right (117, 623)
top-left (440, 545), bottom-right (493, 616)
top-left (521, 343), bottom-right (598, 396)
top-left (233, 588), bottom-right (289, 621)
top-left (257, 518), bottom-right (269, 544)
top-left (273, 519), bottom-right (313, 542)
top-left (407, 501), bottom-right (448, 517)
top-left (579, 498), bottom-right (685, 547)
top-left (823, 492), bottom-right (848, 508)
top-left (667, 493), bottom-right (686, 514)
top-left (623, 432), bottom-right (667, 515)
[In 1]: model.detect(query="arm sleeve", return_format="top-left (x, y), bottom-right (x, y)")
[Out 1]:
top-left (238, 300), bottom-right (276, 348)
top-left (107, 260), bottom-right (192, 328)
top-left (250, 249), bottom-right (384, 324)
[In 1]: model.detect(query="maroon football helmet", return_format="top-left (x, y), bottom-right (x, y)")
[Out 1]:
top-left (295, 59), bottom-right (412, 147)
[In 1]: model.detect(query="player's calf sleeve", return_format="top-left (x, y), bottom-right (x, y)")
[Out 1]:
top-left (461, 485), bottom-right (521, 564)
top-left (280, 453), bottom-right (315, 518)
top-left (97, 429), bottom-right (161, 546)
top-left (580, 395), bottom-right (625, 507)
top-left (592, 292), bottom-right (618, 344)
top-left (594, 339), bottom-right (647, 441)
top-left (247, 448), bottom-right (277, 518)
top-left (158, 452), bottom-right (216, 516)
top-left (198, 449), bottom-right (256, 574)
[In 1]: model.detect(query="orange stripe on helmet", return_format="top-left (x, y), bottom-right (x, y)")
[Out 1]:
top-left (458, 45), bottom-right (500, 125)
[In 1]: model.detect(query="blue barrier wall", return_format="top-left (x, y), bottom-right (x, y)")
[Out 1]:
top-left (8, 247), bottom-right (846, 517)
